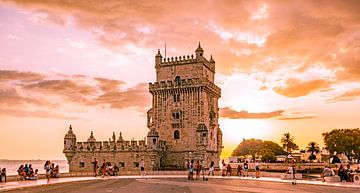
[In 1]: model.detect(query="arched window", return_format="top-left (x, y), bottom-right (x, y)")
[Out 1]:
top-left (175, 76), bottom-right (181, 85)
top-left (174, 130), bottom-right (180, 139)
top-left (177, 94), bottom-right (180, 102)
top-left (152, 138), bottom-right (157, 145)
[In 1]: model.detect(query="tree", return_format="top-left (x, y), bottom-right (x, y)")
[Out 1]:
top-left (322, 128), bottom-right (360, 161)
top-left (281, 132), bottom-right (299, 155)
top-left (232, 139), bottom-right (286, 162)
top-left (232, 139), bottom-right (263, 161)
top-left (306, 142), bottom-right (320, 162)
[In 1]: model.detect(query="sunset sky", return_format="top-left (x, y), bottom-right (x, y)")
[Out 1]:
top-left (0, 0), bottom-right (359, 160)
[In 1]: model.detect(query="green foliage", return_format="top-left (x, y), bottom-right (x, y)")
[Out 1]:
top-left (280, 132), bottom-right (299, 154)
top-left (231, 139), bottom-right (286, 162)
top-left (306, 142), bottom-right (320, 161)
top-left (322, 128), bottom-right (360, 160)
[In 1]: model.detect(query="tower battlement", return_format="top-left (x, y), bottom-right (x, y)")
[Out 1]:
top-left (149, 77), bottom-right (221, 97)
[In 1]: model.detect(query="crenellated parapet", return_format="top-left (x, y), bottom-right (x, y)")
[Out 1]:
top-left (155, 42), bottom-right (215, 72)
top-left (149, 77), bottom-right (221, 97)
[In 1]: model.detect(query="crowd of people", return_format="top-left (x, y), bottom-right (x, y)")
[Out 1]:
top-left (15, 161), bottom-right (60, 182)
top-left (17, 164), bottom-right (39, 180)
top-left (185, 159), bottom-right (262, 181)
top-left (92, 158), bottom-right (120, 177)
top-left (322, 164), bottom-right (360, 182)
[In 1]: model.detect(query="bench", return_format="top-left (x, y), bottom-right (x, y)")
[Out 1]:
top-left (324, 176), bottom-right (341, 182)
top-left (281, 173), bottom-right (302, 180)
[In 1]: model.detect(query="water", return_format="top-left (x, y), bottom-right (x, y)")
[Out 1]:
top-left (0, 160), bottom-right (69, 175)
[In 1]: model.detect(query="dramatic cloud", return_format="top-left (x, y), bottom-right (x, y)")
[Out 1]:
top-left (3, 0), bottom-right (359, 79)
top-left (327, 88), bottom-right (360, 103)
top-left (0, 69), bottom-right (151, 118)
top-left (220, 107), bottom-right (284, 119)
top-left (0, 70), bottom-right (45, 82)
top-left (95, 83), bottom-right (150, 110)
top-left (273, 78), bottom-right (333, 98)
top-left (95, 77), bottom-right (124, 92)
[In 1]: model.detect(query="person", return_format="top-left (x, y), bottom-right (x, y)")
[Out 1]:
top-left (195, 160), bottom-right (201, 180)
top-left (44, 160), bottom-right (52, 183)
top-left (236, 164), bottom-right (242, 176)
top-left (208, 161), bottom-right (214, 176)
top-left (52, 165), bottom-right (60, 178)
top-left (226, 164), bottom-right (232, 176)
top-left (113, 164), bottom-right (119, 176)
top-left (188, 160), bottom-right (194, 180)
top-left (346, 164), bottom-right (354, 182)
top-left (322, 166), bottom-right (335, 181)
top-left (355, 166), bottom-right (360, 173)
top-left (200, 160), bottom-right (207, 181)
top-left (287, 160), bottom-right (296, 185)
top-left (140, 159), bottom-right (145, 177)
top-left (255, 160), bottom-right (260, 178)
top-left (29, 169), bottom-right (38, 180)
top-left (338, 165), bottom-right (347, 182)
top-left (24, 164), bottom-right (29, 178)
top-left (0, 168), bottom-right (6, 182)
top-left (100, 161), bottom-right (106, 178)
top-left (17, 165), bottom-right (26, 181)
top-left (93, 158), bottom-right (99, 177)
top-left (243, 161), bottom-right (249, 177)
top-left (221, 159), bottom-right (226, 177)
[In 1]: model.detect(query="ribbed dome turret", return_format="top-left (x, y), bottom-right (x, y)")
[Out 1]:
top-left (65, 125), bottom-right (76, 139)
top-left (87, 131), bottom-right (96, 142)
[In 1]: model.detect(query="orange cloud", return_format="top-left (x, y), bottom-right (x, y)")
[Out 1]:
top-left (220, 107), bottom-right (284, 119)
top-left (327, 88), bottom-right (360, 103)
top-left (277, 116), bottom-right (316, 121)
top-left (0, 69), bottom-right (151, 118)
top-left (0, 70), bottom-right (45, 82)
top-left (273, 78), bottom-right (333, 98)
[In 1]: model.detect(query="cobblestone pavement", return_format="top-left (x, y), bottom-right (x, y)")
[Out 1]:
top-left (3, 178), bottom-right (359, 193)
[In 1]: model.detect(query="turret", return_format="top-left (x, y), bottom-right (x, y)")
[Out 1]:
top-left (209, 55), bottom-right (215, 64)
top-left (64, 125), bottom-right (77, 162)
top-left (195, 42), bottom-right (204, 58)
top-left (87, 131), bottom-right (96, 143)
top-left (147, 125), bottom-right (159, 150)
top-left (155, 49), bottom-right (162, 66)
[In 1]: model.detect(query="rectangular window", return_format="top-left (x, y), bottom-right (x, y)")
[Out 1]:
top-left (119, 162), bottom-right (125, 168)
top-left (79, 162), bottom-right (85, 168)
top-left (133, 162), bottom-right (139, 167)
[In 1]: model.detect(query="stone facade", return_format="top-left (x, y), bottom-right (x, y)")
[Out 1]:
top-left (64, 43), bottom-right (223, 172)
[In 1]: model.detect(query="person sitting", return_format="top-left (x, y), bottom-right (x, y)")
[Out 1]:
top-left (322, 166), bottom-right (335, 181)
top-left (236, 164), bottom-right (242, 176)
top-left (17, 165), bottom-right (26, 180)
top-left (51, 165), bottom-right (60, 178)
top-left (338, 165), bottom-right (347, 182)
top-left (29, 169), bottom-right (38, 180)
top-left (113, 164), bottom-right (119, 176)
top-left (0, 168), bottom-right (6, 182)
top-left (355, 167), bottom-right (360, 173)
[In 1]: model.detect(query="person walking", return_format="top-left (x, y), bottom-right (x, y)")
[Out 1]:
top-left (208, 161), bottom-right (214, 177)
top-left (289, 160), bottom-right (297, 185)
top-left (255, 160), bottom-right (260, 178)
top-left (44, 160), bottom-right (51, 183)
top-left (140, 159), bottom-right (145, 177)
top-left (243, 161), bottom-right (249, 177)
top-left (93, 158), bottom-right (98, 177)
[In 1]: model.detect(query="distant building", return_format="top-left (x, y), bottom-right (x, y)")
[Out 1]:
top-left (63, 43), bottom-right (223, 172)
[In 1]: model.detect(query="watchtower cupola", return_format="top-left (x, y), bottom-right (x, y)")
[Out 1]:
top-left (195, 42), bottom-right (204, 58)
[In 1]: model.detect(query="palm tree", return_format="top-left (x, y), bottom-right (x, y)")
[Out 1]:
top-left (306, 142), bottom-right (320, 162)
top-left (281, 132), bottom-right (299, 155)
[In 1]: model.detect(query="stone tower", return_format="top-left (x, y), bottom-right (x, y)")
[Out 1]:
top-left (64, 125), bottom-right (76, 162)
top-left (148, 43), bottom-right (223, 168)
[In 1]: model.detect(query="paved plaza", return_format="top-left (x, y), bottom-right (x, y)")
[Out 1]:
top-left (1, 176), bottom-right (359, 193)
